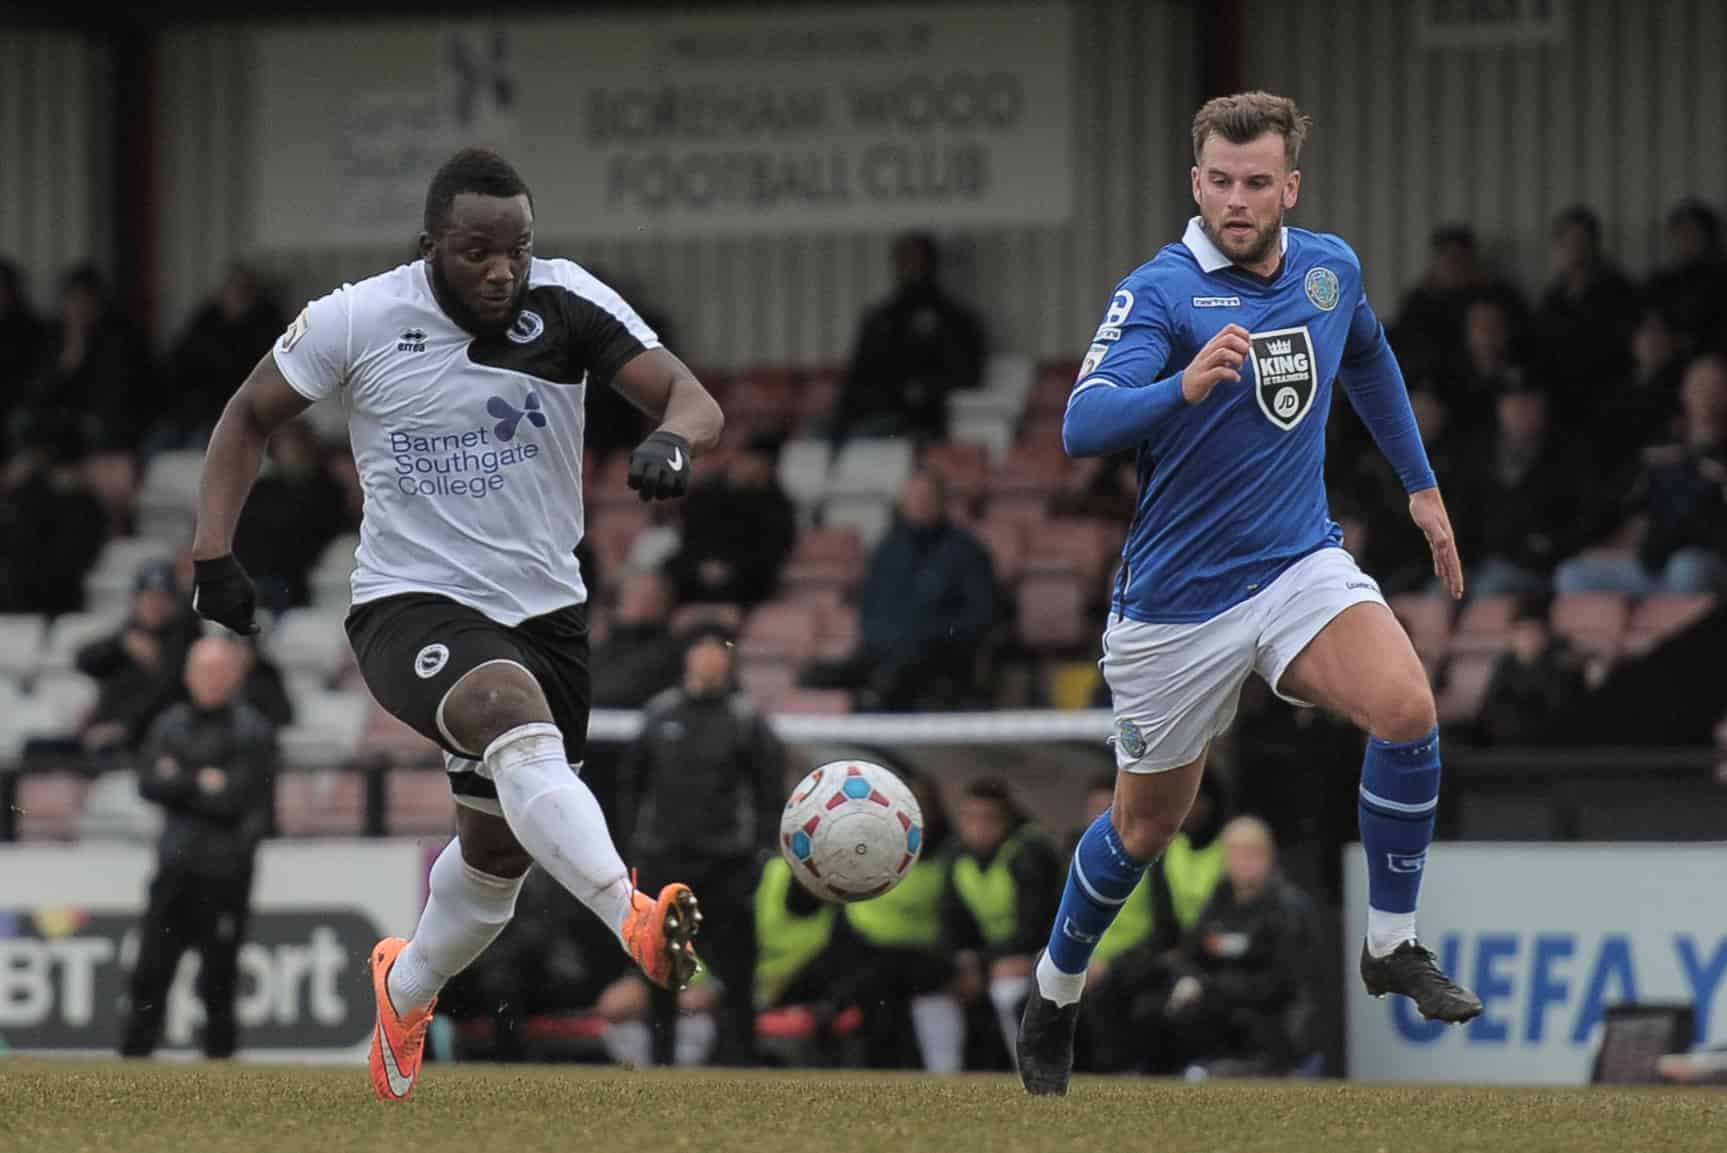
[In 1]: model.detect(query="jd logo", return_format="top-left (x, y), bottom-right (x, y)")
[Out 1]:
top-left (1247, 326), bottom-right (1317, 431)
top-left (485, 393), bottom-right (547, 442)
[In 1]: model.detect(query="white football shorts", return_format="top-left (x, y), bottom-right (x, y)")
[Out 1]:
top-left (1101, 546), bottom-right (1387, 773)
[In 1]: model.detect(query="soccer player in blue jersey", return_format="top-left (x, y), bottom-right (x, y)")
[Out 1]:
top-left (1017, 92), bottom-right (1483, 1095)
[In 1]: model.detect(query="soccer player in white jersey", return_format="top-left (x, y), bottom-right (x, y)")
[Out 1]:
top-left (1017, 93), bottom-right (1483, 1095)
top-left (189, 149), bottom-right (723, 1100)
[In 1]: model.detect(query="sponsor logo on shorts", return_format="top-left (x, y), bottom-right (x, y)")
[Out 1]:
top-left (1247, 325), bottom-right (1318, 432)
top-left (414, 643), bottom-right (450, 679)
top-left (1305, 266), bottom-right (1341, 311)
top-left (507, 309), bottom-right (545, 344)
top-left (1114, 718), bottom-right (1148, 761)
top-left (1387, 851), bottom-right (1428, 874)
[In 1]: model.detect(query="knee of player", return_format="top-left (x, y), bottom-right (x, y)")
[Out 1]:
top-left (1372, 682), bottom-right (1438, 743)
top-left (1113, 805), bottom-right (1182, 862)
top-left (439, 663), bottom-right (552, 752)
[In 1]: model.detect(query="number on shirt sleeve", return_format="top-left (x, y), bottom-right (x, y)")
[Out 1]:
top-left (272, 288), bottom-right (352, 402)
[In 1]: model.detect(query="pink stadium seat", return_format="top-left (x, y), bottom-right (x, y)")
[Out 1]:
top-left (1626, 594), bottom-right (1716, 653)
top-left (921, 442), bottom-right (990, 497)
top-left (818, 604), bottom-right (860, 660)
top-left (1391, 593), bottom-right (1453, 658)
top-left (1438, 654), bottom-right (1499, 723)
top-left (781, 528), bottom-right (866, 592)
top-left (740, 656), bottom-right (797, 703)
top-left (672, 603), bottom-right (744, 634)
top-left (741, 602), bottom-right (822, 662)
top-left (1550, 592), bottom-right (1630, 656)
top-left (386, 771), bottom-right (456, 836)
top-left (797, 370), bottom-right (842, 427)
top-left (1022, 519), bottom-right (1115, 580)
top-left (1452, 594), bottom-right (1514, 655)
top-left (783, 585), bottom-right (845, 621)
top-left (15, 775), bottom-right (89, 841)
top-left (1018, 574), bottom-right (1089, 650)
top-left (770, 688), bottom-right (854, 715)
top-left (1028, 363), bottom-right (1080, 415)
top-left (792, 527), bottom-right (864, 566)
top-left (276, 771), bottom-right (365, 836)
top-left (988, 445), bottom-right (1067, 495)
top-left (975, 519), bottom-right (1026, 583)
top-left (584, 509), bottom-right (651, 576)
top-left (361, 704), bottom-right (440, 762)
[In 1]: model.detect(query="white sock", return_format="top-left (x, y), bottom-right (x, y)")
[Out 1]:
top-left (605, 1019), bottom-right (651, 1067)
top-left (910, 993), bottom-right (964, 1073)
top-left (1367, 908), bottom-right (1418, 958)
top-left (487, 723), bottom-right (634, 947)
top-left (674, 1012), bottom-right (716, 1066)
top-left (387, 837), bottom-right (524, 1015)
top-left (1035, 950), bottom-right (1087, 1008)
top-left (989, 974), bottom-right (1032, 1070)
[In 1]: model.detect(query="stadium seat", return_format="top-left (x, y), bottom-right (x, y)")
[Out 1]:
top-left (818, 604), bottom-right (859, 660)
top-left (0, 615), bottom-right (47, 680)
top-left (920, 442), bottom-right (989, 498)
top-left (973, 520), bottom-right (1026, 583)
top-left (386, 769), bottom-right (456, 836)
top-left (15, 774), bottom-right (89, 841)
top-left (796, 369), bottom-right (842, 430)
top-left (1018, 413), bottom-right (1065, 455)
top-left (1438, 654), bottom-right (1499, 723)
top-left (982, 492), bottom-right (1052, 527)
top-left (1017, 574), bottom-right (1089, 650)
top-left (1021, 519), bottom-right (1115, 581)
top-left (741, 602), bottom-right (822, 663)
top-left (671, 602), bottom-right (744, 635)
top-left (987, 444), bottom-right (1067, 496)
top-left (40, 612), bottom-right (125, 673)
top-left (776, 438), bottom-right (833, 507)
top-left (739, 655), bottom-right (797, 703)
top-left (266, 608), bottom-right (350, 679)
top-left (361, 703), bottom-right (441, 763)
top-left (84, 537), bottom-right (176, 617)
top-left (33, 674), bottom-right (98, 731)
top-left (828, 439), bottom-right (915, 500)
top-left (1391, 593), bottom-right (1453, 659)
top-left (822, 496), bottom-right (894, 547)
top-left (983, 353), bottom-right (1036, 408)
top-left (0, 679), bottom-right (34, 760)
top-left (136, 450), bottom-right (205, 539)
top-left (628, 524), bottom-right (682, 571)
top-left (1028, 362), bottom-right (1080, 415)
top-left (308, 534), bottom-right (358, 608)
top-left (278, 691), bottom-right (368, 767)
top-left (76, 771), bottom-right (162, 843)
top-left (1453, 595), bottom-right (1515, 655)
top-left (1550, 592), bottom-right (1630, 656)
top-left (584, 508), bottom-right (652, 578)
top-left (275, 770), bottom-right (365, 836)
top-left (949, 409), bottom-right (1018, 462)
top-left (1625, 594), bottom-right (1716, 653)
top-left (770, 688), bottom-right (853, 714)
top-left (782, 584), bottom-right (845, 621)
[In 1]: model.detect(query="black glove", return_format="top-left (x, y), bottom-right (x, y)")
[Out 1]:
top-left (192, 554), bottom-right (259, 635)
top-left (627, 430), bottom-right (693, 502)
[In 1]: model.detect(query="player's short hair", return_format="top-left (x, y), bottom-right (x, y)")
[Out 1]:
top-left (1191, 91), bottom-right (1312, 170)
top-left (423, 148), bottom-right (533, 238)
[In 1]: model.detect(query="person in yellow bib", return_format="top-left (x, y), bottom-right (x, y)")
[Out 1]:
top-left (940, 779), bottom-right (1063, 1067)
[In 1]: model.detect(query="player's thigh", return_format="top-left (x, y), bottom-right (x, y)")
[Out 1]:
top-left (1263, 557), bottom-right (1434, 739)
top-left (346, 593), bottom-right (531, 757)
top-left (511, 602), bottom-right (593, 768)
top-left (1101, 613), bottom-right (1254, 776)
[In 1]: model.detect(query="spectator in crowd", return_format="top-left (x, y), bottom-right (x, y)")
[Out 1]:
top-left (619, 624), bottom-right (787, 1065)
top-left (805, 472), bottom-right (998, 710)
top-left (1555, 353), bottom-right (1727, 595)
top-left (830, 232), bottom-right (985, 446)
top-left (1591, 305), bottom-right (1695, 474)
top-left (664, 432), bottom-right (795, 607)
top-left (1154, 816), bottom-right (1320, 1077)
top-left (76, 561), bottom-right (201, 754)
top-left (941, 779), bottom-right (1061, 1067)
top-left (0, 258), bottom-right (47, 433)
top-left (1390, 226), bottom-right (1527, 396)
top-left (20, 265), bottom-right (153, 454)
top-left (1447, 295), bottom-right (1530, 441)
top-left (1334, 389), bottom-right (1464, 595)
top-left (155, 264), bottom-right (284, 449)
top-left (119, 635), bottom-right (276, 1060)
top-left (442, 867), bottom-right (627, 1062)
top-left (1475, 594), bottom-right (1587, 747)
top-left (1451, 378), bottom-right (1586, 598)
top-left (1648, 198), bottom-right (1727, 346)
top-left (0, 414), bottom-right (107, 615)
top-left (588, 568), bottom-right (684, 709)
top-left (1084, 771), bottom-right (1229, 1074)
top-left (232, 419), bottom-right (348, 611)
top-left (1535, 205), bottom-right (1637, 418)
top-left (1052, 452), bottom-right (1138, 524)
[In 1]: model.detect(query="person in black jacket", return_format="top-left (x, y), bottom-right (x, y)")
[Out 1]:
top-left (1155, 816), bottom-right (1321, 1076)
top-left (119, 635), bottom-right (277, 1059)
top-left (663, 432), bottom-right (796, 607)
top-left (78, 561), bottom-right (203, 755)
top-left (1476, 595), bottom-right (1586, 747)
top-left (619, 624), bottom-right (787, 1065)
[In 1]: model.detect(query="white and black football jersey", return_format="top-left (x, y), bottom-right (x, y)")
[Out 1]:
top-left (274, 258), bottom-right (658, 625)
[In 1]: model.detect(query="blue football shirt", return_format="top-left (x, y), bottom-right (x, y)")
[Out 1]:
top-left (1064, 217), bottom-right (1435, 624)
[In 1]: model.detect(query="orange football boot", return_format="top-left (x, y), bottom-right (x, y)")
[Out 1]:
top-left (369, 937), bottom-right (434, 1102)
top-left (621, 871), bottom-right (702, 989)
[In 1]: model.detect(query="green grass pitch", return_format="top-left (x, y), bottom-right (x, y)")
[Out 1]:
top-left (2, 1058), bottom-right (1725, 1153)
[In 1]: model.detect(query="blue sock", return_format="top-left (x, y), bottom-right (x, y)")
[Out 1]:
top-left (1045, 810), bottom-right (1149, 974)
top-left (1358, 726), bottom-right (1441, 925)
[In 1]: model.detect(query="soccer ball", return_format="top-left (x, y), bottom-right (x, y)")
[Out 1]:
top-left (779, 760), bottom-right (924, 903)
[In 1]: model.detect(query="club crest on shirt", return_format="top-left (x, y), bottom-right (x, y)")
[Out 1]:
top-left (507, 309), bottom-right (545, 344)
top-left (1304, 266), bottom-right (1340, 312)
top-left (1247, 325), bottom-right (1318, 432)
top-left (1114, 718), bottom-right (1147, 760)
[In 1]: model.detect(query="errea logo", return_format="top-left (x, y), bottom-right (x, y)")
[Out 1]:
top-left (397, 328), bottom-right (428, 353)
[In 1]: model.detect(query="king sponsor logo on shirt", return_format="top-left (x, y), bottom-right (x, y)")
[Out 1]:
top-left (389, 392), bottom-right (547, 499)
top-left (1246, 325), bottom-right (1317, 432)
